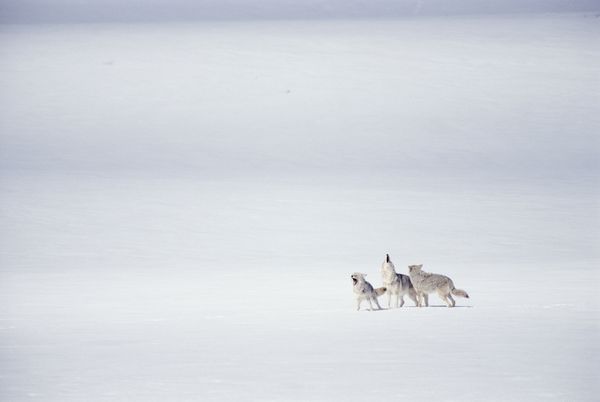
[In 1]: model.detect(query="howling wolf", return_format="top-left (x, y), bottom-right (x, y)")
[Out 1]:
top-left (350, 272), bottom-right (386, 311)
top-left (408, 264), bottom-right (469, 307)
top-left (381, 254), bottom-right (418, 308)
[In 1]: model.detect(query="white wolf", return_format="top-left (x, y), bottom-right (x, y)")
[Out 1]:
top-left (381, 254), bottom-right (418, 308)
top-left (350, 273), bottom-right (386, 311)
top-left (407, 264), bottom-right (469, 307)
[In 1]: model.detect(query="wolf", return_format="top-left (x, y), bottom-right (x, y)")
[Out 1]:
top-left (351, 273), bottom-right (386, 311)
top-left (407, 264), bottom-right (469, 307)
top-left (381, 254), bottom-right (418, 308)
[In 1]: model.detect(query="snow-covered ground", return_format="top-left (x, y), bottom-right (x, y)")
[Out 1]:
top-left (1, 12), bottom-right (599, 401)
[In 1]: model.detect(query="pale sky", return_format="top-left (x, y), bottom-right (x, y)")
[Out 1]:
top-left (1, 0), bottom-right (598, 23)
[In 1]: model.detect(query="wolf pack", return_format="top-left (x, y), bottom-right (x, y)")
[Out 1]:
top-left (351, 254), bottom-right (469, 310)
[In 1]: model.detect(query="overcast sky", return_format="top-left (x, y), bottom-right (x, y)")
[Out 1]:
top-left (1, 0), bottom-right (598, 23)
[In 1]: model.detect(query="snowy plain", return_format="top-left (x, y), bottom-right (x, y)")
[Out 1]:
top-left (1, 11), bottom-right (599, 402)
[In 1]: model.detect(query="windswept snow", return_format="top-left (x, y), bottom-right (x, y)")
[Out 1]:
top-left (0, 12), bottom-right (599, 402)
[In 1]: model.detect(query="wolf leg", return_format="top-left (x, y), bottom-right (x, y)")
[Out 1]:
top-left (416, 292), bottom-right (424, 307)
top-left (423, 293), bottom-right (429, 307)
top-left (437, 290), bottom-right (455, 307)
top-left (409, 290), bottom-right (419, 306)
top-left (387, 291), bottom-right (392, 308)
top-left (394, 294), bottom-right (400, 308)
top-left (373, 296), bottom-right (382, 310)
top-left (437, 290), bottom-right (450, 307)
top-left (399, 295), bottom-right (405, 307)
top-left (447, 293), bottom-right (456, 307)
top-left (367, 297), bottom-right (375, 311)
top-left (356, 298), bottom-right (362, 311)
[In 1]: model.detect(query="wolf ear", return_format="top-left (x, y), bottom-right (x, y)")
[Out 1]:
top-left (417, 264), bottom-right (423, 268)
top-left (386, 254), bottom-right (390, 263)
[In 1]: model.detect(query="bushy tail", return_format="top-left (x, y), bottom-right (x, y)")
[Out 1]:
top-left (375, 287), bottom-right (387, 297)
top-left (451, 288), bottom-right (469, 298)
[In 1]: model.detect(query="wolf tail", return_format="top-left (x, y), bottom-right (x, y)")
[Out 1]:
top-left (451, 287), bottom-right (469, 298)
top-left (374, 287), bottom-right (387, 297)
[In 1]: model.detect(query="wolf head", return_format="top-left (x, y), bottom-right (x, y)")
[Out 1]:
top-left (408, 264), bottom-right (423, 274)
top-left (350, 272), bottom-right (367, 285)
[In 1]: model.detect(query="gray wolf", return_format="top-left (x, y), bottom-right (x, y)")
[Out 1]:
top-left (408, 264), bottom-right (469, 307)
top-left (381, 254), bottom-right (418, 308)
top-left (351, 273), bottom-right (386, 311)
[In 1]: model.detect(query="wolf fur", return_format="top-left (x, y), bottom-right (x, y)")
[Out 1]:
top-left (351, 273), bottom-right (386, 311)
top-left (381, 254), bottom-right (418, 308)
top-left (407, 264), bottom-right (469, 307)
